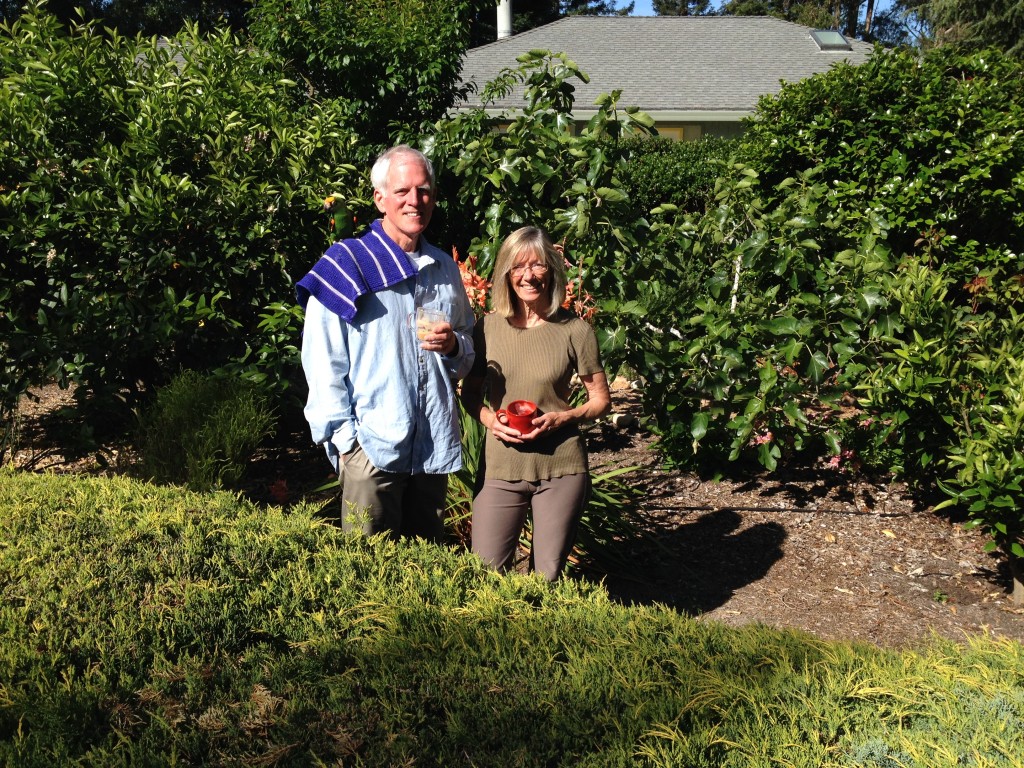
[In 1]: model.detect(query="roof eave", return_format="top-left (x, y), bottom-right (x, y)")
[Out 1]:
top-left (452, 107), bottom-right (753, 122)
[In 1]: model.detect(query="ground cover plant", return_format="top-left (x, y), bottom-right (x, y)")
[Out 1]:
top-left (1, 470), bottom-right (1023, 767)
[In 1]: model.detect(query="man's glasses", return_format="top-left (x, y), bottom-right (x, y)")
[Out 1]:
top-left (510, 263), bottom-right (550, 277)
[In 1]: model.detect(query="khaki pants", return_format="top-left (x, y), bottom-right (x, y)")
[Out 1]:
top-left (340, 443), bottom-right (449, 543)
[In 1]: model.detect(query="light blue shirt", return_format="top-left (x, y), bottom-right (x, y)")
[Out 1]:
top-left (300, 241), bottom-right (475, 475)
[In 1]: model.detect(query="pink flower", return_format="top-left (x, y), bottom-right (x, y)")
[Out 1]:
top-left (827, 449), bottom-right (858, 472)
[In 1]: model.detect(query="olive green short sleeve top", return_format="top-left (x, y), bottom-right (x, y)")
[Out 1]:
top-left (471, 309), bottom-right (604, 482)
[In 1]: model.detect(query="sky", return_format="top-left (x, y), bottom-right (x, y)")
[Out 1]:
top-left (627, 1), bottom-right (893, 20)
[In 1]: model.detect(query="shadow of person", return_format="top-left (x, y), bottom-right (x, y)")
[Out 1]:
top-left (596, 508), bottom-right (787, 616)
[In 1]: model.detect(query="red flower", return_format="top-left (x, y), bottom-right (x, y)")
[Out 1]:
top-left (268, 479), bottom-right (289, 504)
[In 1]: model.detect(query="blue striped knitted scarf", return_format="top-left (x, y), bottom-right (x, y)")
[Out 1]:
top-left (295, 218), bottom-right (419, 321)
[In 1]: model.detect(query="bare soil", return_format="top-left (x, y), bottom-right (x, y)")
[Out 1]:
top-left (8, 382), bottom-right (1023, 649)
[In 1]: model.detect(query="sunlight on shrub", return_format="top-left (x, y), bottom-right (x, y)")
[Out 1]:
top-left (139, 370), bottom-right (275, 491)
top-left (1, 471), bottom-right (1022, 766)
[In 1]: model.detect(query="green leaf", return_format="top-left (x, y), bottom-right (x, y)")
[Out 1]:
top-left (691, 412), bottom-right (709, 441)
top-left (765, 316), bottom-right (799, 335)
top-left (807, 350), bottom-right (830, 382)
top-left (595, 187), bottom-right (628, 202)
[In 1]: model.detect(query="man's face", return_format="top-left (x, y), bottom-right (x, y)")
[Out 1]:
top-left (374, 155), bottom-right (435, 251)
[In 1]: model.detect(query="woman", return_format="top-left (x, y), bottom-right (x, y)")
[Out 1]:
top-left (460, 227), bottom-right (611, 580)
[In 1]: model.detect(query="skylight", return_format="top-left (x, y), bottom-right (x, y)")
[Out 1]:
top-left (810, 29), bottom-right (853, 51)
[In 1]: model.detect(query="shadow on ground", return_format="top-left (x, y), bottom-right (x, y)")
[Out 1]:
top-left (588, 508), bottom-right (787, 615)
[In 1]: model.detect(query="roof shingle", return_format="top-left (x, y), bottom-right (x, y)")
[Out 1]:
top-left (460, 16), bottom-right (875, 115)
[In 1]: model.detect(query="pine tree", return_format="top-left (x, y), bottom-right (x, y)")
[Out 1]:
top-left (652, 0), bottom-right (712, 15)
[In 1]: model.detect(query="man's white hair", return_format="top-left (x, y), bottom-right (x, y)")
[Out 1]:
top-left (370, 145), bottom-right (435, 195)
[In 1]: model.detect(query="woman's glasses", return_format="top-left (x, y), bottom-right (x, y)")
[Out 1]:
top-left (509, 262), bottom-right (550, 277)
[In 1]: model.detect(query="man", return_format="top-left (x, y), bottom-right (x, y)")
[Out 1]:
top-left (296, 145), bottom-right (475, 541)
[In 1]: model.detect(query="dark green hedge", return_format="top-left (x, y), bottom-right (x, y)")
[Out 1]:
top-left (0, 7), bottom-right (362, 416)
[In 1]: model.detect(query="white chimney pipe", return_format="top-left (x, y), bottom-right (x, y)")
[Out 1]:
top-left (497, 0), bottom-right (512, 39)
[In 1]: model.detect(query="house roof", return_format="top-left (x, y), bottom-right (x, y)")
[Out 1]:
top-left (459, 15), bottom-right (876, 121)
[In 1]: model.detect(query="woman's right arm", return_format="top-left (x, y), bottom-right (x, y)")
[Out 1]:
top-left (459, 319), bottom-right (527, 442)
top-left (459, 372), bottom-right (490, 428)
top-left (459, 318), bottom-right (490, 428)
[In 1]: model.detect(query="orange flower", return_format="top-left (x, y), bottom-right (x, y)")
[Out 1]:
top-left (563, 275), bottom-right (597, 322)
top-left (454, 246), bottom-right (491, 313)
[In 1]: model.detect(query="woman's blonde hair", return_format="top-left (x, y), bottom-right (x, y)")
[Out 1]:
top-left (490, 227), bottom-right (566, 320)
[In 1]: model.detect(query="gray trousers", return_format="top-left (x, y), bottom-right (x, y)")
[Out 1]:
top-left (340, 443), bottom-right (449, 543)
top-left (471, 473), bottom-right (589, 581)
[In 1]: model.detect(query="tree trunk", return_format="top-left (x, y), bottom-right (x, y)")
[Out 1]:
top-left (843, 0), bottom-right (861, 38)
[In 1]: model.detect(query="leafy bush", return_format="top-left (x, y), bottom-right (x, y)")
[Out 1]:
top-left (594, 45), bottom-right (1024, 573)
top-left (618, 134), bottom-right (737, 216)
top-left (0, 3), bottom-right (362, 420)
top-left (428, 50), bottom-right (654, 277)
top-left (604, 165), bottom-right (889, 470)
top-left (247, 0), bottom-right (495, 147)
top-left (739, 45), bottom-right (1024, 299)
top-left (730, 45), bottom-right (1024, 562)
top-left (1, 470), bottom-right (1023, 766)
top-left (139, 370), bottom-right (276, 491)
top-left (936, 319), bottom-right (1024, 589)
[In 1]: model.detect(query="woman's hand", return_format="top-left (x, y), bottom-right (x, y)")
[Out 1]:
top-left (492, 371), bottom-right (611, 444)
top-left (490, 410), bottom-right (543, 444)
top-left (491, 410), bottom-right (569, 443)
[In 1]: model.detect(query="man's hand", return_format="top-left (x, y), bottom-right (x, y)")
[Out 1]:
top-left (420, 321), bottom-right (457, 356)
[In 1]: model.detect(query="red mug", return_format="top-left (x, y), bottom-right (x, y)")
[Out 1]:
top-left (496, 399), bottom-right (538, 433)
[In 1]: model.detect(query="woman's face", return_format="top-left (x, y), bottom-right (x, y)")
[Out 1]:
top-left (508, 249), bottom-right (551, 309)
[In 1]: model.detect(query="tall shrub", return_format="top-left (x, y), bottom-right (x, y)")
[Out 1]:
top-left (429, 50), bottom-right (655, 275)
top-left (735, 45), bottom-right (1024, 573)
top-left (739, 44), bottom-right (1024, 298)
top-left (604, 44), bottom-right (1024, 588)
top-left (618, 134), bottom-right (737, 217)
top-left (247, 0), bottom-right (495, 147)
top-left (0, 4), bottom-right (362, 421)
top-left (621, 46), bottom-right (1024, 471)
